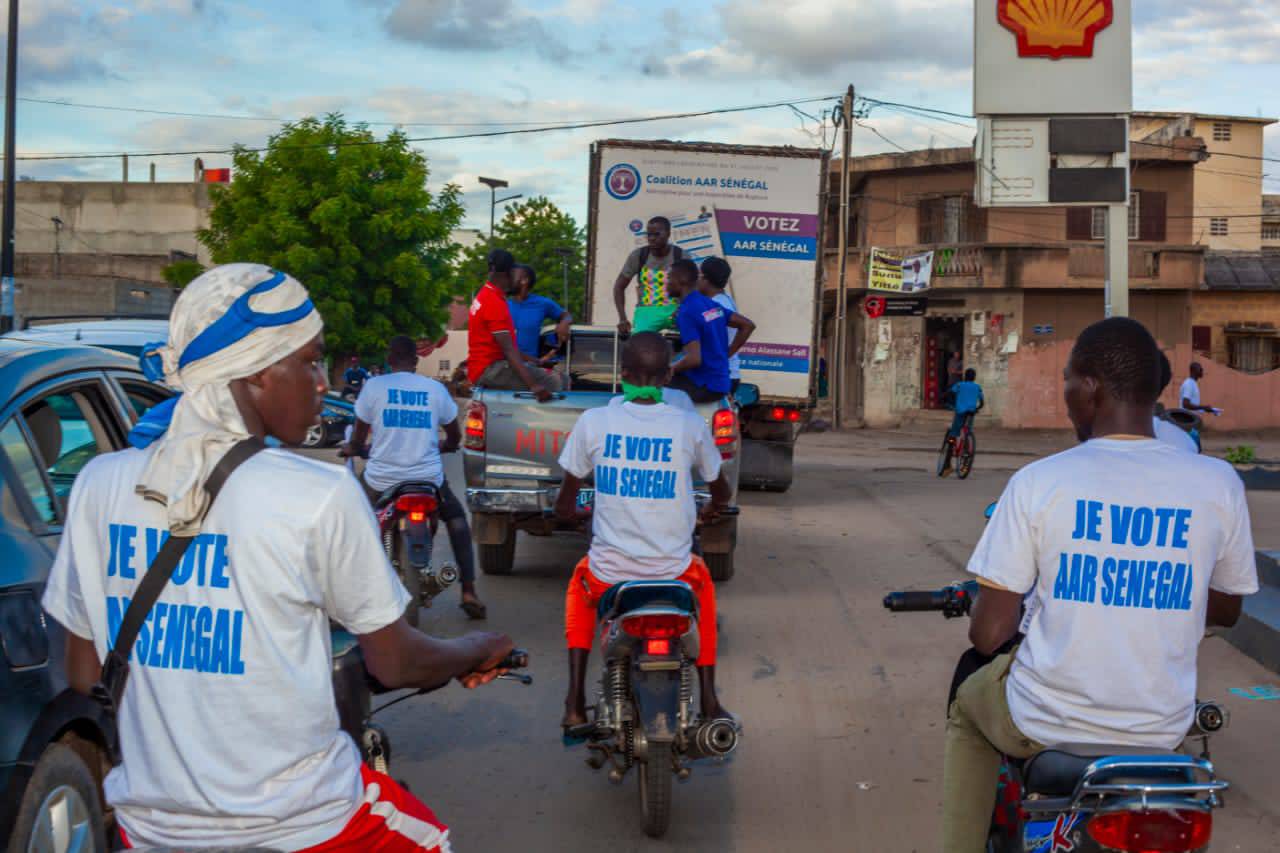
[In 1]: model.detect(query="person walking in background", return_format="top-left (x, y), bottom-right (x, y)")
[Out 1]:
top-left (947, 350), bottom-right (964, 390)
top-left (1180, 362), bottom-right (1221, 418)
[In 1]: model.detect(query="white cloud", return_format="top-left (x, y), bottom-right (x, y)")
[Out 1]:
top-left (650, 0), bottom-right (970, 78)
top-left (373, 0), bottom-right (571, 63)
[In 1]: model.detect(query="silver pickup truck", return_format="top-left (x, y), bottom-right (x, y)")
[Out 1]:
top-left (462, 326), bottom-right (741, 581)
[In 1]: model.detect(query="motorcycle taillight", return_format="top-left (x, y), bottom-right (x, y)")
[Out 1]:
top-left (621, 614), bottom-right (690, 640)
top-left (713, 409), bottom-right (737, 459)
top-left (395, 494), bottom-right (437, 524)
top-left (464, 401), bottom-right (486, 451)
top-left (1086, 808), bottom-right (1211, 852)
top-left (645, 638), bottom-right (672, 656)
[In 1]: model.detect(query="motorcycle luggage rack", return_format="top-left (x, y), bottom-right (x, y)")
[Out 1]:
top-left (1069, 755), bottom-right (1228, 810)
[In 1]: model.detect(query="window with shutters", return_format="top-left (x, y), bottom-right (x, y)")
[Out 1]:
top-left (917, 195), bottom-right (986, 244)
top-left (1191, 325), bottom-right (1212, 354)
top-left (1212, 122), bottom-right (1232, 142)
top-left (1085, 193), bottom-right (1142, 240)
top-left (1210, 218), bottom-right (1229, 236)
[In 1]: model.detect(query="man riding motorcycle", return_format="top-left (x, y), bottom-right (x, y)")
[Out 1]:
top-left (941, 316), bottom-right (1258, 853)
top-left (42, 264), bottom-right (514, 852)
top-left (555, 332), bottom-right (733, 731)
top-left (344, 334), bottom-right (486, 618)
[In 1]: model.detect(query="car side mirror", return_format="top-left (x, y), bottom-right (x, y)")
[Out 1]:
top-left (984, 502), bottom-right (997, 520)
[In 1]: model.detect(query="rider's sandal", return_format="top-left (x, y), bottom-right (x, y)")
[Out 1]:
top-left (460, 600), bottom-right (487, 620)
top-left (561, 722), bottom-right (593, 747)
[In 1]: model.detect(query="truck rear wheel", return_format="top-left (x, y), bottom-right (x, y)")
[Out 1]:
top-left (705, 550), bottom-right (734, 582)
top-left (479, 525), bottom-right (517, 576)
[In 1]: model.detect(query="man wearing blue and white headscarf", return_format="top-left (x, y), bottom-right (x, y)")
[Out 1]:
top-left (42, 264), bottom-right (514, 852)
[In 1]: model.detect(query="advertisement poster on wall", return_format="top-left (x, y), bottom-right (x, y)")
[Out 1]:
top-left (590, 143), bottom-right (826, 399)
top-left (869, 248), bottom-right (934, 293)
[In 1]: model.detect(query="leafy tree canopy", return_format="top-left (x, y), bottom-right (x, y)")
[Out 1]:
top-left (456, 196), bottom-right (586, 316)
top-left (199, 115), bottom-right (465, 360)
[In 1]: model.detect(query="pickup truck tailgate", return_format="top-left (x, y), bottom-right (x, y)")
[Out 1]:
top-left (464, 388), bottom-right (614, 492)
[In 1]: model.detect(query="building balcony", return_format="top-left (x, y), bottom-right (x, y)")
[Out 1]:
top-left (824, 242), bottom-right (1205, 292)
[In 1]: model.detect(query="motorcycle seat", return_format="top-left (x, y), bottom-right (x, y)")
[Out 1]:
top-left (598, 580), bottom-right (696, 620)
top-left (1022, 743), bottom-right (1185, 797)
top-left (376, 481), bottom-right (440, 509)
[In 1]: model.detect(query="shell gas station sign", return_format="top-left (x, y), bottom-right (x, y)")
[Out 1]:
top-left (975, 0), bottom-right (1130, 116)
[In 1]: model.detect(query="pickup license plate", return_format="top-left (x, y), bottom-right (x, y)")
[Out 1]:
top-left (577, 489), bottom-right (594, 509)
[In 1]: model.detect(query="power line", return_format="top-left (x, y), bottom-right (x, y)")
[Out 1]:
top-left (11, 94), bottom-right (696, 129)
top-left (13, 94), bottom-right (839, 162)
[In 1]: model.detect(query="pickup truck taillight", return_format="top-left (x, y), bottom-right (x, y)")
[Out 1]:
top-left (767, 406), bottom-right (802, 423)
top-left (713, 409), bottom-right (738, 459)
top-left (464, 401), bottom-right (486, 451)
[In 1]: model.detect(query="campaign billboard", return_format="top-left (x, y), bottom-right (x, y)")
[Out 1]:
top-left (588, 141), bottom-right (827, 401)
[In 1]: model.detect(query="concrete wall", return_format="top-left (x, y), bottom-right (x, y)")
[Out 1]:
top-left (12, 181), bottom-right (212, 263)
top-left (1190, 290), bottom-right (1280, 364)
top-left (16, 278), bottom-right (174, 320)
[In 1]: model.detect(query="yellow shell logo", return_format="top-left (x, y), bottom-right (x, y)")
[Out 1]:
top-left (998, 0), bottom-right (1114, 59)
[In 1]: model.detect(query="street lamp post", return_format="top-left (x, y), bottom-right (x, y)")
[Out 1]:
top-left (478, 177), bottom-right (521, 246)
top-left (1, 0), bottom-right (19, 333)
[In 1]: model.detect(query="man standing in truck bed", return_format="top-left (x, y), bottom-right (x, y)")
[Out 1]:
top-left (614, 216), bottom-right (683, 335)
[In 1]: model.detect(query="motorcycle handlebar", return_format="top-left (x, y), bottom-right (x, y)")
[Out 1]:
top-left (498, 648), bottom-right (529, 670)
top-left (883, 590), bottom-right (949, 612)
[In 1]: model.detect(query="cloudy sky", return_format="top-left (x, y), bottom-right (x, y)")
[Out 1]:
top-left (14, 0), bottom-right (1280, 227)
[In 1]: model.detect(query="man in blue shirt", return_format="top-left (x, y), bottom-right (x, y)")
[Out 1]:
top-left (508, 264), bottom-right (572, 362)
top-left (665, 259), bottom-right (755, 403)
top-left (946, 368), bottom-right (984, 438)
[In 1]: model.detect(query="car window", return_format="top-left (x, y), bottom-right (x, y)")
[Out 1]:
top-left (0, 418), bottom-right (57, 525)
top-left (116, 379), bottom-right (168, 420)
top-left (23, 390), bottom-right (114, 511)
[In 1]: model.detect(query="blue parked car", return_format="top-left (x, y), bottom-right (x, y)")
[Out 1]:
top-left (0, 338), bottom-right (172, 852)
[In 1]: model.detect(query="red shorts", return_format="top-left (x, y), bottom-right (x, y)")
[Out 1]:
top-left (120, 765), bottom-right (451, 852)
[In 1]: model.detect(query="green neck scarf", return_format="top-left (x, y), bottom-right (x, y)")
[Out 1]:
top-left (621, 382), bottom-right (664, 404)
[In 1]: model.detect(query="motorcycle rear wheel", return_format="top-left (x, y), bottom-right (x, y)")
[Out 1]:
top-left (638, 740), bottom-right (674, 839)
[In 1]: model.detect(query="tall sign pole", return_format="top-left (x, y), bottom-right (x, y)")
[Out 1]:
top-left (1, 0), bottom-right (18, 333)
top-left (833, 84), bottom-right (853, 430)
top-left (1105, 200), bottom-right (1129, 317)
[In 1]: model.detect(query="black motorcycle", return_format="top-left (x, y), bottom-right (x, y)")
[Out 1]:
top-left (884, 579), bottom-right (1229, 853)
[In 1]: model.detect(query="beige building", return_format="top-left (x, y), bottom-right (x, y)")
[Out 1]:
top-left (1264, 195), bottom-right (1280, 250)
top-left (1132, 112), bottom-right (1276, 252)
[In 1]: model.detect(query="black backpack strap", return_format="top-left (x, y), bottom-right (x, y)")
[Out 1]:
top-left (637, 246), bottom-right (649, 267)
top-left (672, 245), bottom-right (683, 260)
top-left (93, 437), bottom-right (266, 714)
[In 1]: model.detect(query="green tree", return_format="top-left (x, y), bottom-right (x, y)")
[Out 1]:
top-left (199, 115), bottom-right (465, 360)
top-left (456, 196), bottom-right (587, 316)
top-left (161, 258), bottom-right (204, 288)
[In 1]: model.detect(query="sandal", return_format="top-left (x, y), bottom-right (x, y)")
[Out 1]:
top-left (460, 599), bottom-right (487, 620)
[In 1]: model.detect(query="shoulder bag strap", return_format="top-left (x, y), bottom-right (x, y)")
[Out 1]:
top-left (94, 437), bottom-right (266, 714)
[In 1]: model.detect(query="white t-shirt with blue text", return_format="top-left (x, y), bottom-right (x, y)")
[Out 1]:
top-left (969, 438), bottom-right (1257, 749)
top-left (42, 447), bottom-right (410, 849)
top-left (355, 372), bottom-right (458, 492)
top-left (1153, 416), bottom-right (1197, 454)
top-left (560, 401), bottom-right (721, 584)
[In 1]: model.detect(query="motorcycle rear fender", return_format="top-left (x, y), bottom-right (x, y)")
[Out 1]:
top-left (400, 522), bottom-right (431, 569)
top-left (601, 613), bottom-right (699, 662)
top-left (631, 666), bottom-right (682, 740)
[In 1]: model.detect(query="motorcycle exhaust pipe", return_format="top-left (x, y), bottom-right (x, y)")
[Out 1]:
top-left (1194, 701), bottom-right (1227, 735)
top-left (685, 718), bottom-right (739, 760)
top-left (420, 563), bottom-right (459, 601)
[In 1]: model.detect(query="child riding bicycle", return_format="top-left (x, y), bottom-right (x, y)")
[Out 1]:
top-left (941, 369), bottom-right (983, 477)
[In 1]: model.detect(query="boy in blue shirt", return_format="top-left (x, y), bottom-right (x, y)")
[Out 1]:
top-left (664, 259), bottom-right (755, 403)
top-left (508, 264), bottom-right (572, 362)
top-left (946, 368), bottom-right (984, 438)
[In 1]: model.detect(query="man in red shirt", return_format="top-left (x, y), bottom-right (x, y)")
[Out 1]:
top-left (468, 249), bottom-right (553, 402)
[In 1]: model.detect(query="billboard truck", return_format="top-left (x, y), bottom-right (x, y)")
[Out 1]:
top-left (586, 140), bottom-right (828, 491)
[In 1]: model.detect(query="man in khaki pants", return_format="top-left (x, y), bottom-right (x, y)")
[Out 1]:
top-left (942, 317), bottom-right (1258, 852)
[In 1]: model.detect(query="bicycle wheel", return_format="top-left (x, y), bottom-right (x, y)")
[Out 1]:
top-left (957, 431), bottom-right (977, 479)
top-left (936, 434), bottom-right (953, 477)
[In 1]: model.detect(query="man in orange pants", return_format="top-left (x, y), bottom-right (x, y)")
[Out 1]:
top-left (555, 332), bottom-right (733, 731)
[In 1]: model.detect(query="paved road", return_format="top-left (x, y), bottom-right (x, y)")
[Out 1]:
top-left (334, 431), bottom-right (1280, 852)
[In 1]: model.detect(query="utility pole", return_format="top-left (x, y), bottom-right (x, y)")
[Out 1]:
top-left (1, 0), bottom-right (18, 333)
top-left (51, 217), bottom-right (62, 279)
top-left (833, 84), bottom-right (854, 430)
